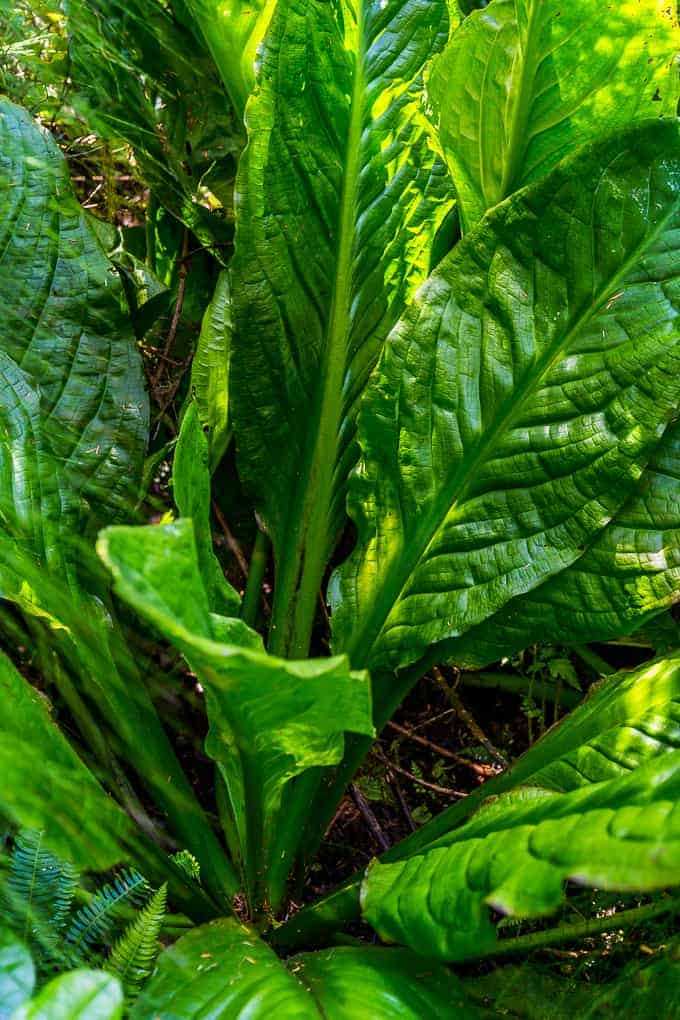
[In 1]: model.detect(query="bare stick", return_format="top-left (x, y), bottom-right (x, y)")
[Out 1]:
top-left (349, 784), bottom-right (390, 851)
top-left (434, 666), bottom-right (508, 768)
top-left (386, 720), bottom-right (494, 777)
top-left (372, 749), bottom-right (467, 798)
top-left (151, 228), bottom-right (190, 389)
top-left (211, 499), bottom-right (250, 582)
top-left (385, 769), bottom-right (417, 832)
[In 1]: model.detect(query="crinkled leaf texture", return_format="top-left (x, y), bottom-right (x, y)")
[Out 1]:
top-left (430, 0), bottom-right (680, 229)
top-left (361, 752), bottom-right (680, 961)
top-left (392, 651), bottom-right (680, 856)
top-left (0, 928), bottom-right (34, 1020)
top-left (12, 969), bottom-right (123, 1020)
top-left (230, 0), bottom-right (453, 655)
top-left (98, 519), bottom-right (373, 906)
top-left (332, 121), bottom-right (680, 678)
top-left (0, 100), bottom-right (225, 894)
top-left (130, 918), bottom-right (477, 1019)
top-left (0, 100), bottom-right (148, 524)
top-left (446, 419), bottom-right (680, 668)
top-left (278, 652), bottom-right (680, 949)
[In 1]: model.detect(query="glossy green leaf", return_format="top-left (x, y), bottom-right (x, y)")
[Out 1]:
top-left (0, 649), bottom-right (132, 871)
top-left (0, 929), bottom-right (34, 1019)
top-left (130, 919), bottom-right (314, 1018)
top-left (189, 270), bottom-right (232, 471)
top-left (12, 970), bottom-right (123, 1020)
top-left (446, 420), bottom-right (680, 669)
top-left (0, 533), bottom-right (238, 907)
top-left (131, 919), bottom-right (478, 1019)
top-left (231, 0), bottom-right (453, 657)
top-left (361, 752), bottom-right (680, 961)
top-left (0, 100), bottom-right (148, 521)
top-left (332, 121), bottom-right (680, 678)
top-left (181, 0), bottom-right (275, 118)
top-left (430, 0), bottom-right (680, 230)
top-left (174, 404), bottom-right (240, 614)
top-left (394, 652), bottom-right (680, 853)
top-left (518, 652), bottom-right (680, 792)
top-left (288, 945), bottom-right (477, 1019)
top-left (98, 521), bottom-right (373, 907)
top-left (0, 354), bottom-right (70, 573)
top-left (276, 652), bottom-right (680, 950)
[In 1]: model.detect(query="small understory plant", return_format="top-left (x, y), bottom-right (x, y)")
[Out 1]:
top-left (1, 0), bottom-right (680, 1014)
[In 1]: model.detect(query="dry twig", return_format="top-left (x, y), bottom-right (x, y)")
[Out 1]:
top-left (386, 720), bottom-right (495, 777)
top-left (372, 749), bottom-right (466, 798)
top-left (350, 784), bottom-right (390, 851)
top-left (434, 666), bottom-right (508, 768)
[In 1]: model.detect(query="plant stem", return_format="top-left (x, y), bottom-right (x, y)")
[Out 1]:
top-left (489, 895), bottom-right (680, 959)
top-left (574, 645), bottom-right (616, 677)
top-left (241, 528), bottom-right (269, 627)
top-left (459, 670), bottom-right (581, 708)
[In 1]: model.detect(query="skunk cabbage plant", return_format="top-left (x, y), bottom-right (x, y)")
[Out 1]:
top-left (1, 0), bottom-right (680, 1013)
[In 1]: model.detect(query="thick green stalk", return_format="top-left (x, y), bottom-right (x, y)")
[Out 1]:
top-left (241, 528), bottom-right (269, 628)
top-left (488, 895), bottom-right (680, 958)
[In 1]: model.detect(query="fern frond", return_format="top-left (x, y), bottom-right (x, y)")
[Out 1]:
top-left (6, 830), bottom-right (78, 946)
top-left (106, 883), bottom-right (167, 1002)
top-left (170, 850), bottom-right (201, 883)
top-left (64, 868), bottom-right (150, 966)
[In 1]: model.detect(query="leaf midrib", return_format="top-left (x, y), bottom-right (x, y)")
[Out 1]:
top-left (269, 1), bottom-right (368, 657)
top-left (496, 0), bottom-right (542, 202)
top-left (346, 199), bottom-right (680, 669)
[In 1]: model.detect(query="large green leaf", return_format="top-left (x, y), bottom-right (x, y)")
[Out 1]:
top-left (0, 649), bottom-right (133, 871)
top-left (181, 0), bottom-right (275, 118)
top-left (331, 121), bottom-right (680, 680)
top-left (0, 929), bottom-right (34, 1020)
top-left (230, 0), bottom-right (453, 657)
top-left (0, 103), bottom-right (233, 910)
top-left (12, 970), bottom-right (123, 1020)
top-left (275, 652), bottom-right (680, 950)
top-left (446, 420), bottom-right (680, 668)
top-left (361, 752), bottom-right (680, 961)
top-left (189, 269), bottom-right (232, 471)
top-left (131, 919), bottom-right (478, 1019)
top-left (0, 533), bottom-right (239, 907)
top-left (0, 354), bottom-right (70, 572)
top-left (98, 520), bottom-right (373, 908)
top-left (430, 0), bottom-right (680, 230)
top-left (0, 100), bottom-right (148, 520)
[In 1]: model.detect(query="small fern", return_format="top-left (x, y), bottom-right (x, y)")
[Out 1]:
top-left (170, 850), bottom-right (201, 883)
top-left (64, 868), bottom-right (150, 966)
top-left (106, 883), bottom-right (167, 1002)
top-left (5, 830), bottom-right (78, 952)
